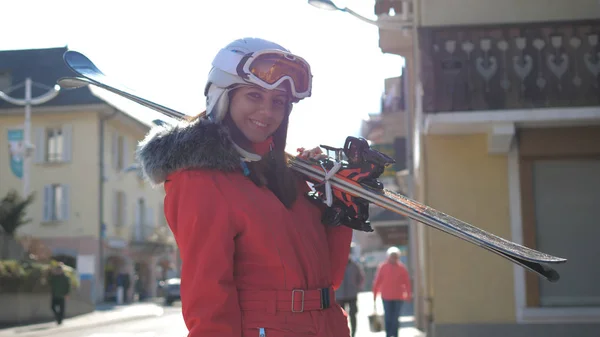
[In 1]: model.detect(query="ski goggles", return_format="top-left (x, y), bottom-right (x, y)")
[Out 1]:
top-left (213, 48), bottom-right (313, 100)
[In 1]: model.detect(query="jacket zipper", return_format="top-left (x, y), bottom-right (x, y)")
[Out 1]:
top-left (258, 327), bottom-right (266, 337)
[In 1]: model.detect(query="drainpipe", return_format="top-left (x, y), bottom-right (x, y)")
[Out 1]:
top-left (407, 0), bottom-right (432, 332)
top-left (98, 108), bottom-right (119, 304)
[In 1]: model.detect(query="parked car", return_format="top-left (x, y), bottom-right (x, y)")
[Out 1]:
top-left (160, 278), bottom-right (181, 305)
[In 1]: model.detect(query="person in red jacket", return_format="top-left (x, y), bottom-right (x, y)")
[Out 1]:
top-left (137, 37), bottom-right (362, 337)
top-left (372, 247), bottom-right (412, 337)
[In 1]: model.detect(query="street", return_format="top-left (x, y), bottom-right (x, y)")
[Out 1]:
top-left (3, 292), bottom-right (423, 337)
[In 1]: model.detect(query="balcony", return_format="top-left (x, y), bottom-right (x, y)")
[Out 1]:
top-left (376, 0), bottom-right (415, 55)
top-left (375, 0), bottom-right (414, 23)
top-left (361, 75), bottom-right (408, 143)
top-left (130, 224), bottom-right (174, 254)
top-left (419, 20), bottom-right (600, 113)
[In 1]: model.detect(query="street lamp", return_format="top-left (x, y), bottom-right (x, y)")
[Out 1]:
top-left (308, 0), bottom-right (339, 10)
top-left (0, 78), bottom-right (60, 196)
top-left (308, 0), bottom-right (410, 31)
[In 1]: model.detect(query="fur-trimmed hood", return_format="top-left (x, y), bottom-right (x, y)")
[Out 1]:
top-left (136, 118), bottom-right (241, 185)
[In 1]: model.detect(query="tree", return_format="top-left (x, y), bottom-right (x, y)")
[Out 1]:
top-left (0, 190), bottom-right (35, 259)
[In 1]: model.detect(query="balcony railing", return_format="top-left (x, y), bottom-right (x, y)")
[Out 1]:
top-left (419, 20), bottom-right (600, 113)
top-left (131, 224), bottom-right (173, 244)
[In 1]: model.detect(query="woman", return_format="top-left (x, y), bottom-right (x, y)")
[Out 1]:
top-left (137, 37), bottom-right (354, 337)
top-left (372, 247), bottom-right (412, 337)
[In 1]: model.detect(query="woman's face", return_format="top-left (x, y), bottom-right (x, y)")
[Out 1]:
top-left (228, 85), bottom-right (289, 143)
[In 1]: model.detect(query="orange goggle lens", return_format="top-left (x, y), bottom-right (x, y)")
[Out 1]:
top-left (248, 53), bottom-right (311, 93)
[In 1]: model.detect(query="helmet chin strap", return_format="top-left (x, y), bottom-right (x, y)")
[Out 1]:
top-left (232, 142), bottom-right (262, 162)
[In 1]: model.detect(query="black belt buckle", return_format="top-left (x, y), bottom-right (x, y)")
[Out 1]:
top-left (320, 288), bottom-right (331, 309)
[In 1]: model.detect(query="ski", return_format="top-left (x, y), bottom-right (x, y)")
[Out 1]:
top-left (57, 50), bottom-right (567, 282)
top-left (58, 51), bottom-right (183, 121)
top-left (289, 149), bottom-right (563, 282)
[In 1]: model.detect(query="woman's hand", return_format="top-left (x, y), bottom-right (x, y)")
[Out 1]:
top-left (297, 147), bottom-right (328, 161)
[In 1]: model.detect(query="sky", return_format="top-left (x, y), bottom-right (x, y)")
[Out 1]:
top-left (0, 0), bottom-right (404, 152)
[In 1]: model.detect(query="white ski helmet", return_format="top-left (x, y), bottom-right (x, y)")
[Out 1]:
top-left (204, 37), bottom-right (313, 123)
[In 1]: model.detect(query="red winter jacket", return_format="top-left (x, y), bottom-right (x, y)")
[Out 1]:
top-left (137, 119), bottom-right (353, 337)
top-left (372, 260), bottom-right (412, 301)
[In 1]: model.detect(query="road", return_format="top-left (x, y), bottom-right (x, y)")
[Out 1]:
top-left (43, 307), bottom-right (186, 337)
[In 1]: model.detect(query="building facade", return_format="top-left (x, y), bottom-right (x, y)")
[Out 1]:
top-left (375, 0), bottom-right (600, 336)
top-left (0, 47), bottom-right (178, 304)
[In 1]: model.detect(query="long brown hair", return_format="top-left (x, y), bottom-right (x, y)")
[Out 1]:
top-left (241, 113), bottom-right (298, 208)
top-left (190, 108), bottom-right (298, 209)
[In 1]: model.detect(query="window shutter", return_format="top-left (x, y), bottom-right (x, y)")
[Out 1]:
top-left (121, 193), bottom-right (128, 227)
top-left (145, 207), bottom-right (154, 239)
top-left (112, 131), bottom-right (119, 170)
top-left (122, 137), bottom-right (129, 169)
top-left (146, 207), bottom-right (155, 227)
top-left (134, 199), bottom-right (141, 240)
top-left (159, 202), bottom-right (166, 226)
top-left (61, 184), bottom-right (70, 221)
top-left (34, 127), bottom-right (46, 163)
top-left (62, 124), bottom-right (73, 162)
top-left (112, 190), bottom-right (119, 226)
top-left (43, 185), bottom-right (52, 221)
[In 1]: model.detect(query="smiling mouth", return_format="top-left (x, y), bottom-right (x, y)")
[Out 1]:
top-left (250, 119), bottom-right (268, 128)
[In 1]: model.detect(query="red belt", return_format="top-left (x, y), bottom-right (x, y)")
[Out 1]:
top-left (238, 287), bottom-right (333, 313)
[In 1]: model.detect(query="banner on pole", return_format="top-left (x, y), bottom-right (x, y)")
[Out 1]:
top-left (7, 128), bottom-right (24, 179)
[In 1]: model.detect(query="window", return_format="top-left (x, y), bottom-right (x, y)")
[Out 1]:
top-left (117, 135), bottom-right (124, 170)
top-left (43, 184), bottom-right (70, 222)
top-left (113, 191), bottom-right (127, 227)
top-left (158, 202), bottom-right (167, 227)
top-left (46, 127), bottom-right (63, 162)
top-left (112, 131), bottom-right (129, 171)
top-left (134, 198), bottom-right (146, 241)
top-left (134, 198), bottom-right (155, 241)
top-left (518, 126), bottom-right (600, 310)
top-left (532, 160), bottom-right (600, 307)
top-left (35, 125), bottom-right (72, 163)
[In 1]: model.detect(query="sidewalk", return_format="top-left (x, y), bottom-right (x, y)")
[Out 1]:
top-left (355, 292), bottom-right (425, 337)
top-left (0, 301), bottom-right (164, 337)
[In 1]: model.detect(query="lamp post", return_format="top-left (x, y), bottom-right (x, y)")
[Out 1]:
top-left (0, 78), bottom-right (60, 196)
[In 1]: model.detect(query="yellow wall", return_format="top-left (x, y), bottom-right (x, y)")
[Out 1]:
top-left (0, 110), bottom-right (167, 244)
top-left (420, 0), bottom-right (600, 26)
top-left (423, 134), bottom-right (515, 323)
top-left (103, 117), bottom-right (166, 242)
top-left (0, 111), bottom-right (100, 238)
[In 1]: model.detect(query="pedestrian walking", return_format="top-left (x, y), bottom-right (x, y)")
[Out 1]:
top-left (49, 262), bottom-right (71, 325)
top-left (372, 247), bottom-right (412, 337)
top-left (336, 249), bottom-right (365, 337)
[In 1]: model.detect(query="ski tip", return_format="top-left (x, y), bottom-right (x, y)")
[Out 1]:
top-left (546, 268), bottom-right (561, 283)
top-left (63, 50), bottom-right (85, 64)
top-left (63, 50), bottom-right (102, 75)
